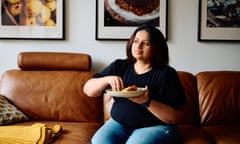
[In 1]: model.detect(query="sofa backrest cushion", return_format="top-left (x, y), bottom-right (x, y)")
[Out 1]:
top-left (197, 71), bottom-right (240, 125)
top-left (0, 70), bottom-right (103, 123)
top-left (18, 52), bottom-right (91, 71)
top-left (177, 71), bottom-right (200, 125)
top-left (0, 52), bottom-right (103, 123)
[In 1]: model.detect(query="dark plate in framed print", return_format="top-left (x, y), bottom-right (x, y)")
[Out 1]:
top-left (96, 0), bottom-right (168, 40)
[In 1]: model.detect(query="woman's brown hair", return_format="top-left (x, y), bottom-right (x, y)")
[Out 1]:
top-left (126, 24), bottom-right (169, 68)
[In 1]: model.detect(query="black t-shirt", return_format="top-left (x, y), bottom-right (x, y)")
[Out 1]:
top-left (94, 59), bottom-right (187, 128)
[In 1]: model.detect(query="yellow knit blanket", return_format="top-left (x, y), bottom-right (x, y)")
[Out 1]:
top-left (0, 123), bottom-right (62, 144)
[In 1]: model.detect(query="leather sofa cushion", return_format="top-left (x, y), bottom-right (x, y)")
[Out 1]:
top-left (0, 70), bottom-right (103, 123)
top-left (18, 52), bottom-right (91, 71)
top-left (197, 71), bottom-right (240, 125)
top-left (177, 71), bottom-right (200, 125)
top-left (178, 125), bottom-right (214, 144)
top-left (203, 125), bottom-right (240, 144)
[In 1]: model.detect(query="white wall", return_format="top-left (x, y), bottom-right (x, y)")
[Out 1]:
top-left (0, 0), bottom-right (239, 76)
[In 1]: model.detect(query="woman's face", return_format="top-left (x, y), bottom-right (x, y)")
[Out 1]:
top-left (131, 30), bottom-right (153, 63)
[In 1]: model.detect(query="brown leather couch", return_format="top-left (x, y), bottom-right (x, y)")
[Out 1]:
top-left (0, 52), bottom-right (239, 144)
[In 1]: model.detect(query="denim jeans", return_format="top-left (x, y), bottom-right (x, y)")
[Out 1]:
top-left (91, 118), bottom-right (180, 144)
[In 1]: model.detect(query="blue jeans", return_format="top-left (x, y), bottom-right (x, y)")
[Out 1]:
top-left (91, 118), bottom-right (180, 144)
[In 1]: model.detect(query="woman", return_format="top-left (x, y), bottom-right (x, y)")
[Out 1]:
top-left (84, 24), bottom-right (187, 144)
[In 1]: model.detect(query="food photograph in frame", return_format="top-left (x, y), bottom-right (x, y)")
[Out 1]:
top-left (0, 0), bottom-right (64, 40)
top-left (198, 0), bottom-right (240, 41)
top-left (96, 0), bottom-right (168, 40)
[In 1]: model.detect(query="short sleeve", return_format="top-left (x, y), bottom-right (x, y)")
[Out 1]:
top-left (93, 61), bottom-right (116, 78)
top-left (93, 59), bottom-right (127, 78)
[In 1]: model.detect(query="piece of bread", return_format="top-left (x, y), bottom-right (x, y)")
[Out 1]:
top-left (122, 85), bottom-right (138, 92)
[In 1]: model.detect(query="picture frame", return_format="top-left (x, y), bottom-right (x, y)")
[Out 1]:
top-left (198, 0), bottom-right (240, 41)
top-left (0, 0), bottom-right (65, 40)
top-left (96, 0), bottom-right (168, 40)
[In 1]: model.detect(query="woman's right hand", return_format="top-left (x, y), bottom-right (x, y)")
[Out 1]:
top-left (84, 75), bottom-right (124, 97)
top-left (105, 76), bottom-right (124, 91)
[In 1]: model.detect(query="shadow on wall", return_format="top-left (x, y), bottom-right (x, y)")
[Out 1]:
top-left (91, 61), bottom-right (106, 72)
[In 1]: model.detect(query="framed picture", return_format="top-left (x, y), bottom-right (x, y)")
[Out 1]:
top-left (198, 0), bottom-right (240, 41)
top-left (96, 0), bottom-right (168, 40)
top-left (0, 0), bottom-right (65, 40)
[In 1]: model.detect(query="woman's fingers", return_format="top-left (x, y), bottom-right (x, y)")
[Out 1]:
top-left (107, 76), bottom-right (124, 91)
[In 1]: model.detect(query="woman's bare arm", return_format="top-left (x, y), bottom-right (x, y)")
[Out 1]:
top-left (148, 100), bottom-right (184, 124)
top-left (129, 89), bottom-right (184, 124)
top-left (83, 77), bottom-right (109, 97)
top-left (83, 76), bottom-right (124, 97)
